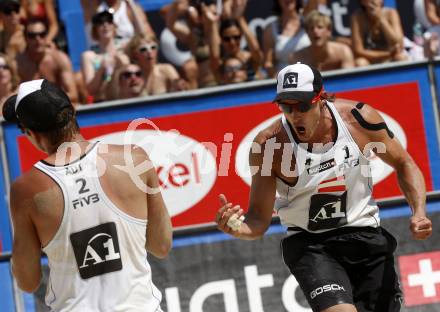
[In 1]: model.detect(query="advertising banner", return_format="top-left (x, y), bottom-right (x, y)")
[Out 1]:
top-left (25, 202), bottom-right (440, 312)
top-left (8, 77), bottom-right (440, 228)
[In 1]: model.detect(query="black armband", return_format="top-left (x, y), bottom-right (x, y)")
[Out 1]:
top-left (351, 104), bottom-right (394, 139)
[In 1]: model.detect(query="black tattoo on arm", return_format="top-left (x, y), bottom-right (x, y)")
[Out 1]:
top-left (351, 103), bottom-right (394, 139)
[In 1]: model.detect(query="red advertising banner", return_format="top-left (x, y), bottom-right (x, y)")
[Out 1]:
top-left (399, 251), bottom-right (440, 306)
top-left (16, 82), bottom-right (433, 228)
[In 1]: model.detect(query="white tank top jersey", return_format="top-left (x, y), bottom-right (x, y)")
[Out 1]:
top-left (35, 142), bottom-right (163, 312)
top-left (275, 101), bottom-right (380, 233)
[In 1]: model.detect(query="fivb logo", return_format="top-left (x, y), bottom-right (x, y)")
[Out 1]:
top-left (283, 72), bottom-right (298, 89)
top-left (70, 222), bottom-right (122, 279)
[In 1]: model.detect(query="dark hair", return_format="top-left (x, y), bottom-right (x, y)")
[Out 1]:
top-left (220, 19), bottom-right (241, 36)
top-left (42, 108), bottom-right (80, 147)
top-left (272, 0), bottom-right (302, 15)
top-left (0, 0), bottom-right (20, 14)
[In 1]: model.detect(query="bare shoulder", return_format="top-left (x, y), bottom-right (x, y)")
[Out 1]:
top-left (158, 63), bottom-right (177, 75)
top-left (52, 49), bottom-right (71, 64)
top-left (333, 98), bottom-right (388, 140)
top-left (254, 118), bottom-right (283, 146)
top-left (101, 143), bottom-right (150, 166)
top-left (329, 41), bottom-right (351, 55)
top-left (333, 98), bottom-right (382, 123)
top-left (10, 167), bottom-right (55, 206)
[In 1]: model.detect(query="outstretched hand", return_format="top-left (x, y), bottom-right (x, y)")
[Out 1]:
top-left (215, 194), bottom-right (244, 235)
top-left (410, 216), bottom-right (432, 240)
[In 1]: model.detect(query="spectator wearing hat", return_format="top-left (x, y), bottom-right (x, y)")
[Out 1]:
top-left (126, 34), bottom-right (187, 95)
top-left (81, 11), bottom-right (129, 103)
top-left (0, 0), bottom-right (26, 58)
top-left (0, 53), bottom-right (19, 111)
top-left (81, 0), bottom-right (154, 49)
top-left (351, 0), bottom-right (407, 66)
top-left (19, 0), bottom-right (59, 45)
top-left (289, 11), bottom-right (355, 71)
top-left (15, 19), bottom-right (78, 103)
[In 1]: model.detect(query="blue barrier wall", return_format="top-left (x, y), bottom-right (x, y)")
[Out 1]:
top-left (0, 261), bottom-right (15, 312)
top-left (0, 155), bottom-right (12, 253)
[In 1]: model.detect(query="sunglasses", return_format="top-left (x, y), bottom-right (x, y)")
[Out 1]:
top-left (121, 70), bottom-right (142, 79)
top-left (0, 64), bottom-right (10, 70)
top-left (222, 35), bottom-right (241, 42)
top-left (26, 31), bottom-right (47, 39)
top-left (138, 44), bottom-right (157, 53)
top-left (279, 102), bottom-right (313, 113)
top-left (224, 64), bottom-right (243, 73)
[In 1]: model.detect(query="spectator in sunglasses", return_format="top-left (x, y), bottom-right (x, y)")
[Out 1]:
top-left (0, 53), bottom-right (19, 112)
top-left (0, 0), bottom-right (26, 58)
top-left (221, 56), bottom-right (248, 84)
top-left (126, 34), bottom-right (187, 95)
top-left (15, 19), bottom-right (78, 103)
top-left (209, 16), bottom-right (263, 83)
top-left (108, 63), bottom-right (146, 99)
top-left (81, 11), bottom-right (129, 103)
top-left (19, 0), bottom-right (59, 46)
top-left (289, 11), bottom-right (355, 71)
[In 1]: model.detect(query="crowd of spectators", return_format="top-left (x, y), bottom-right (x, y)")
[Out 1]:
top-left (0, 0), bottom-right (438, 109)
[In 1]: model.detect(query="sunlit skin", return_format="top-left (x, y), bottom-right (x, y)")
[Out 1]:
top-left (96, 20), bottom-right (116, 42)
top-left (119, 64), bottom-right (145, 98)
top-left (135, 40), bottom-right (158, 68)
top-left (223, 58), bottom-right (247, 84)
top-left (25, 22), bottom-right (47, 54)
top-left (0, 57), bottom-right (12, 85)
top-left (278, 99), bottom-right (335, 145)
top-left (307, 22), bottom-right (331, 48)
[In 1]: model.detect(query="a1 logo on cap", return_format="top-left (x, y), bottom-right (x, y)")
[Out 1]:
top-left (283, 72), bottom-right (298, 89)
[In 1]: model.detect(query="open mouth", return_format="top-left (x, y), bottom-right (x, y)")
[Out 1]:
top-left (296, 126), bottom-right (306, 134)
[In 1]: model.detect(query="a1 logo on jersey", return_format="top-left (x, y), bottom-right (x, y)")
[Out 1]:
top-left (398, 251), bottom-right (440, 306)
top-left (70, 222), bottom-right (122, 279)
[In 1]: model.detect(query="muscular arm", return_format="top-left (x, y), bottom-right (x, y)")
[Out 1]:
top-left (216, 135), bottom-right (276, 239)
top-left (349, 103), bottom-right (432, 239)
top-left (10, 178), bottom-right (42, 292)
top-left (143, 152), bottom-right (172, 258)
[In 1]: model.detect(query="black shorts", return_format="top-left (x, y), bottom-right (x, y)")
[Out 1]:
top-left (281, 226), bottom-right (403, 312)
